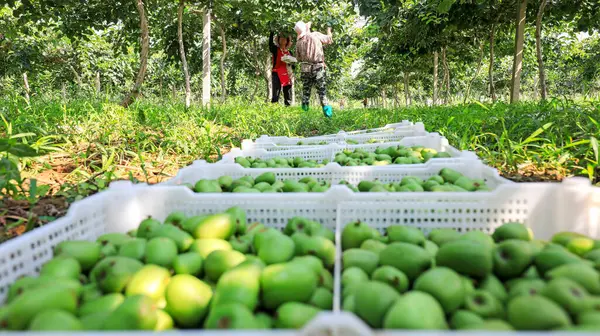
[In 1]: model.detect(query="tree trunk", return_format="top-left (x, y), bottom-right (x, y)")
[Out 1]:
top-left (535, 0), bottom-right (548, 100)
top-left (403, 72), bottom-right (411, 106)
top-left (265, 54), bottom-right (272, 102)
top-left (121, 0), bottom-right (149, 108)
top-left (433, 50), bottom-right (439, 105)
top-left (219, 24), bottom-right (227, 102)
top-left (95, 71), bottom-right (101, 94)
top-left (202, 8), bottom-right (211, 106)
top-left (62, 82), bottom-right (67, 101)
top-left (465, 42), bottom-right (485, 104)
top-left (510, 0), bottom-right (528, 104)
top-left (291, 77), bottom-right (296, 105)
top-left (442, 46), bottom-right (450, 104)
top-left (250, 77), bottom-right (259, 103)
top-left (489, 23), bottom-right (497, 102)
top-left (178, 0), bottom-right (191, 108)
top-left (382, 88), bottom-right (387, 108)
top-left (23, 72), bottom-right (30, 104)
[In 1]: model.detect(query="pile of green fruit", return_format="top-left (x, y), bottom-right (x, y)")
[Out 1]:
top-left (235, 156), bottom-right (329, 169)
top-left (234, 146), bottom-right (452, 169)
top-left (0, 209), bottom-right (335, 331)
top-left (334, 146), bottom-right (452, 166)
top-left (189, 168), bottom-right (490, 193)
top-left (341, 221), bottom-right (600, 331)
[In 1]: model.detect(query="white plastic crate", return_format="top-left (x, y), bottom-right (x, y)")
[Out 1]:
top-left (245, 123), bottom-right (428, 151)
top-left (226, 133), bottom-right (478, 166)
top-left (0, 178), bottom-right (598, 335)
top-left (165, 159), bottom-right (509, 189)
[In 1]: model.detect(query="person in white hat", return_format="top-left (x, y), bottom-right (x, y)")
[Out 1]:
top-left (294, 21), bottom-right (333, 118)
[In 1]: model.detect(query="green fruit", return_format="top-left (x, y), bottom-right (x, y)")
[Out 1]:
top-left (462, 276), bottom-right (476, 296)
top-left (436, 239), bottom-right (492, 278)
top-left (383, 291), bottom-right (448, 329)
top-left (148, 224), bottom-right (194, 252)
top-left (440, 167), bottom-right (463, 183)
top-left (284, 216), bottom-right (318, 235)
top-left (194, 179), bottom-right (222, 193)
top-left (80, 312), bottom-right (110, 330)
top-left (341, 267), bottom-right (369, 288)
top-left (179, 215), bottom-right (207, 235)
top-left (2, 285), bottom-right (78, 330)
top-left (464, 290), bottom-right (505, 318)
top-left (218, 176), bottom-right (234, 191)
top-left (79, 293), bottom-right (125, 317)
top-left (211, 262), bottom-right (261, 311)
top-left (567, 237), bottom-right (595, 256)
top-left (40, 256), bottom-right (81, 280)
top-left (6, 276), bottom-right (39, 303)
top-left (542, 278), bottom-right (590, 315)
top-left (118, 238), bottom-right (147, 260)
top-left (547, 263), bottom-right (600, 294)
top-left (225, 206), bottom-right (247, 235)
top-left (358, 180), bottom-right (377, 192)
top-left (255, 312), bottom-right (274, 329)
top-left (145, 237), bottom-right (178, 268)
top-left (90, 256), bottom-right (144, 293)
top-left (460, 231), bottom-right (495, 251)
top-left (164, 211), bottom-right (186, 227)
top-left (204, 249), bottom-right (246, 282)
top-left (414, 267), bottom-right (466, 314)
top-left (191, 214), bottom-right (235, 240)
top-left (578, 311), bottom-right (600, 326)
top-left (534, 248), bottom-right (583, 276)
top-left (309, 287), bottom-right (333, 309)
top-left (493, 239), bottom-right (535, 279)
top-left (462, 319), bottom-right (514, 330)
top-left (253, 182), bottom-right (271, 191)
top-left (343, 295), bottom-right (356, 312)
top-left (255, 172), bottom-right (276, 185)
top-left (257, 233), bottom-right (295, 264)
top-left (454, 176), bottom-right (477, 191)
top-left (310, 226), bottom-right (335, 241)
top-left (354, 281), bottom-right (400, 328)
top-left (342, 248), bottom-right (379, 276)
top-left (165, 274), bottom-right (213, 327)
top-left (235, 157), bottom-right (251, 168)
top-left (370, 185), bottom-right (388, 192)
top-left (190, 238), bottom-right (232, 258)
top-left (100, 243), bottom-right (118, 258)
top-left (253, 228), bottom-right (280, 252)
top-left (552, 231), bottom-right (586, 246)
top-left (479, 274), bottom-right (508, 302)
top-left (290, 255), bottom-right (325, 278)
top-left (276, 302), bottom-right (321, 329)
top-left (379, 242), bottom-right (432, 281)
top-left (154, 310), bottom-right (174, 331)
top-left (371, 266), bottom-right (409, 294)
top-left (260, 263), bottom-right (318, 310)
top-left (204, 303), bottom-right (258, 329)
top-left (126, 265), bottom-right (171, 303)
top-left (508, 279), bottom-right (546, 298)
top-left (507, 295), bottom-right (571, 330)
top-left (54, 240), bottom-right (102, 271)
top-left (137, 216), bottom-right (162, 238)
top-left (342, 221), bottom-right (373, 251)
top-left (492, 222), bottom-right (533, 242)
top-left (450, 310), bottom-right (485, 330)
top-left (360, 239), bottom-right (387, 255)
top-left (97, 233), bottom-right (132, 248)
top-left (29, 309), bottom-right (82, 331)
top-left (428, 228), bottom-right (461, 246)
top-left (319, 269), bottom-right (334, 291)
top-left (387, 225), bottom-right (425, 246)
top-left (173, 251), bottom-right (204, 276)
top-left (80, 283), bottom-right (103, 303)
top-left (298, 235), bottom-right (336, 269)
top-left (103, 295), bottom-right (158, 330)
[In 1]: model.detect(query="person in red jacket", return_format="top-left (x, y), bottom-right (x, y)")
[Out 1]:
top-left (269, 32), bottom-right (295, 106)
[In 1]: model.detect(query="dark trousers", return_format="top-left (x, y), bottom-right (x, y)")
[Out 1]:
top-left (272, 72), bottom-right (292, 106)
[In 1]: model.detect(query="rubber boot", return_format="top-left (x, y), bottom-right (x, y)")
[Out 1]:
top-left (322, 105), bottom-right (333, 118)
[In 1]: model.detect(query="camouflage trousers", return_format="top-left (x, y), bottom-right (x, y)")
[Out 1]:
top-left (301, 66), bottom-right (329, 107)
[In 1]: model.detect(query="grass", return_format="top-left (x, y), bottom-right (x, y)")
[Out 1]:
top-left (0, 96), bottom-right (599, 241)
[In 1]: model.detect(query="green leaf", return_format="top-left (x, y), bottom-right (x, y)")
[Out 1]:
top-left (8, 143), bottom-right (40, 157)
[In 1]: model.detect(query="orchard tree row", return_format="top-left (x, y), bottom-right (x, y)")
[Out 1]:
top-left (0, 0), bottom-right (599, 107)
